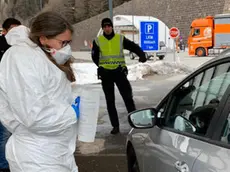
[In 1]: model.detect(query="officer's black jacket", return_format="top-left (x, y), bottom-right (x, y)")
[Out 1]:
top-left (0, 35), bottom-right (10, 61)
top-left (91, 31), bottom-right (147, 66)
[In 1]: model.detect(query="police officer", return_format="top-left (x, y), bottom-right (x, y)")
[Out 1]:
top-left (91, 18), bottom-right (146, 134)
top-left (0, 18), bottom-right (21, 61)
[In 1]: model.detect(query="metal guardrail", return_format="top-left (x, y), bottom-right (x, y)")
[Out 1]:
top-left (220, 42), bottom-right (230, 47)
top-left (208, 48), bottom-right (230, 57)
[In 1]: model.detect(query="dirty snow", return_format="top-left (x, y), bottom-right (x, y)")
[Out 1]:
top-left (71, 61), bottom-right (194, 85)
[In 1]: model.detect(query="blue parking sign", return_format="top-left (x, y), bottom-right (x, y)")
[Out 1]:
top-left (140, 21), bottom-right (159, 51)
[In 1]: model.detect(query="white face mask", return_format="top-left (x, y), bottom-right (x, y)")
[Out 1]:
top-left (45, 44), bottom-right (72, 65)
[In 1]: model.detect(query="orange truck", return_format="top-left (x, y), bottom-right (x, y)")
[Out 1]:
top-left (188, 14), bottom-right (230, 57)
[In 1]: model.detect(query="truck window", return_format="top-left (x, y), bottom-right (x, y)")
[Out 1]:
top-left (193, 28), bottom-right (200, 36)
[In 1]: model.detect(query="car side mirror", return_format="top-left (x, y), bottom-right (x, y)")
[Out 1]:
top-left (128, 108), bottom-right (157, 129)
top-left (174, 115), bottom-right (196, 133)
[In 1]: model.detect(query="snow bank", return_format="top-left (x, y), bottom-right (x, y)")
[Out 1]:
top-left (127, 61), bottom-right (193, 81)
top-left (72, 61), bottom-right (193, 85)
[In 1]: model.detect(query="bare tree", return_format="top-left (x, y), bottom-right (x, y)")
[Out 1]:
top-left (0, 0), bottom-right (131, 25)
top-left (0, 0), bottom-right (8, 23)
top-left (74, 0), bottom-right (88, 22)
top-left (14, 0), bottom-right (40, 19)
top-left (5, 0), bottom-right (17, 17)
top-left (43, 0), bottom-right (76, 24)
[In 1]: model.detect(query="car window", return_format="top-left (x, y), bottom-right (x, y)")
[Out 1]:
top-left (220, 113), bottom-right (230, 144)
top-left (164, 62), bottom-right (230, 136)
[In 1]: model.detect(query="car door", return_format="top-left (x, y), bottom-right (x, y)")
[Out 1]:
top-left (142, 61), bottom-right (230, 172)
top-left (192, 83), bottom-right (230, 172)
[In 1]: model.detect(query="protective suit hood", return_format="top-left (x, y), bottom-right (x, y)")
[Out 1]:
top-left (5, 25), bottom-right (30, 46)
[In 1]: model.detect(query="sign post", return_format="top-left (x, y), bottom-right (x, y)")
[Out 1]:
top-left (109, 0), bottom-right (113, 22)
top-left (139, 21), bottom-right (159, 53)
top-left (169, 27), bottom-right (180, 61)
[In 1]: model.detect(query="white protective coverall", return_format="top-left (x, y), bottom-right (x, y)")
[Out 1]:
top-left (0, 25), bottom-right (78, 172)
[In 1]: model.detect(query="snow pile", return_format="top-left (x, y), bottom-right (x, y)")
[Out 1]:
top-left (71, 63), bottom-right (99, 85)
top-left (72, 61), bottom-right (193, 85)
top-left (127, 61), bottom-right (194, 81)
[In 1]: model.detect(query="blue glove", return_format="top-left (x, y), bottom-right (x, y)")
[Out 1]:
top-left (72, 96), bottom-right (80, 119)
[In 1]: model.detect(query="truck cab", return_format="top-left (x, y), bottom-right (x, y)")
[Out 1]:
top-left (188, 16), bottom-right (213, 56)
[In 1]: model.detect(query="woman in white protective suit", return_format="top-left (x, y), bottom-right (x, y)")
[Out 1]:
top-left (0, 12), bottom-right (80, 172)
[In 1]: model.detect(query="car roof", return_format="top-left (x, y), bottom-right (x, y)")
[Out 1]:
top-left (156, 49), bottom-right (230, 110)
top-left (198, 49), bottom-right (230, 69)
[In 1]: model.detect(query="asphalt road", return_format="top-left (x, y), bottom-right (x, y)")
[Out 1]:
top-left (74, 75), bottom-right (185, 171)
top-left (72, 51), bottom-right (213, 171)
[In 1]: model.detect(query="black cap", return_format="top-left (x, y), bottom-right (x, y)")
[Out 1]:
top-left (101, 18), bottom-right (113, 28)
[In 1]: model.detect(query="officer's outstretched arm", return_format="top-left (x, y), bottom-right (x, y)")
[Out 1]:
top-left (123, 37), bottom-right (146, 63)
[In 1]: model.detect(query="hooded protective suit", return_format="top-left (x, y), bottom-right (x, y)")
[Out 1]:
top-left (0, 25), bottom-right (78, 172)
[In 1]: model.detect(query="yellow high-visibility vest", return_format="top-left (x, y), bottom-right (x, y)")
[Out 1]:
top-left (95, 34), bottom-right (126, 69)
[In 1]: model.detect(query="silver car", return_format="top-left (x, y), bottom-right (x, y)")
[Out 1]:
top-left (126, 49), bottom-right (230, 172)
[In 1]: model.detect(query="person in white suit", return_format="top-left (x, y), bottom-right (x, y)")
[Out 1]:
top-left (0, 12), bottom-right (80, 172)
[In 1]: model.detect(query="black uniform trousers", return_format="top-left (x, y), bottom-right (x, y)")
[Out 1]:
top-left (100, 68), bottom-right (136, 127)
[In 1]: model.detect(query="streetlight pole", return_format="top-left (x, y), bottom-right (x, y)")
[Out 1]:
top-left (109, 0), bottom-right (113, 22)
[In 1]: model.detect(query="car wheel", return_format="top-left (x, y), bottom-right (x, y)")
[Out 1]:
top-left (127, 146), bottom-right (140, 172)
top-left (159, 55), bottom-right (164, 60)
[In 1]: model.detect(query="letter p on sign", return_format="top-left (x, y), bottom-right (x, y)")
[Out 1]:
top-left (147, 25), bottom-right (152, 32)
top-left (145, 24), bottom-right (154, 34)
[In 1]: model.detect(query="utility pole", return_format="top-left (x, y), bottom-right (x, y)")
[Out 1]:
top-left (132, 0), bottom-right (134, 42)
top-left (108, 0), bottom-right (113, 22)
